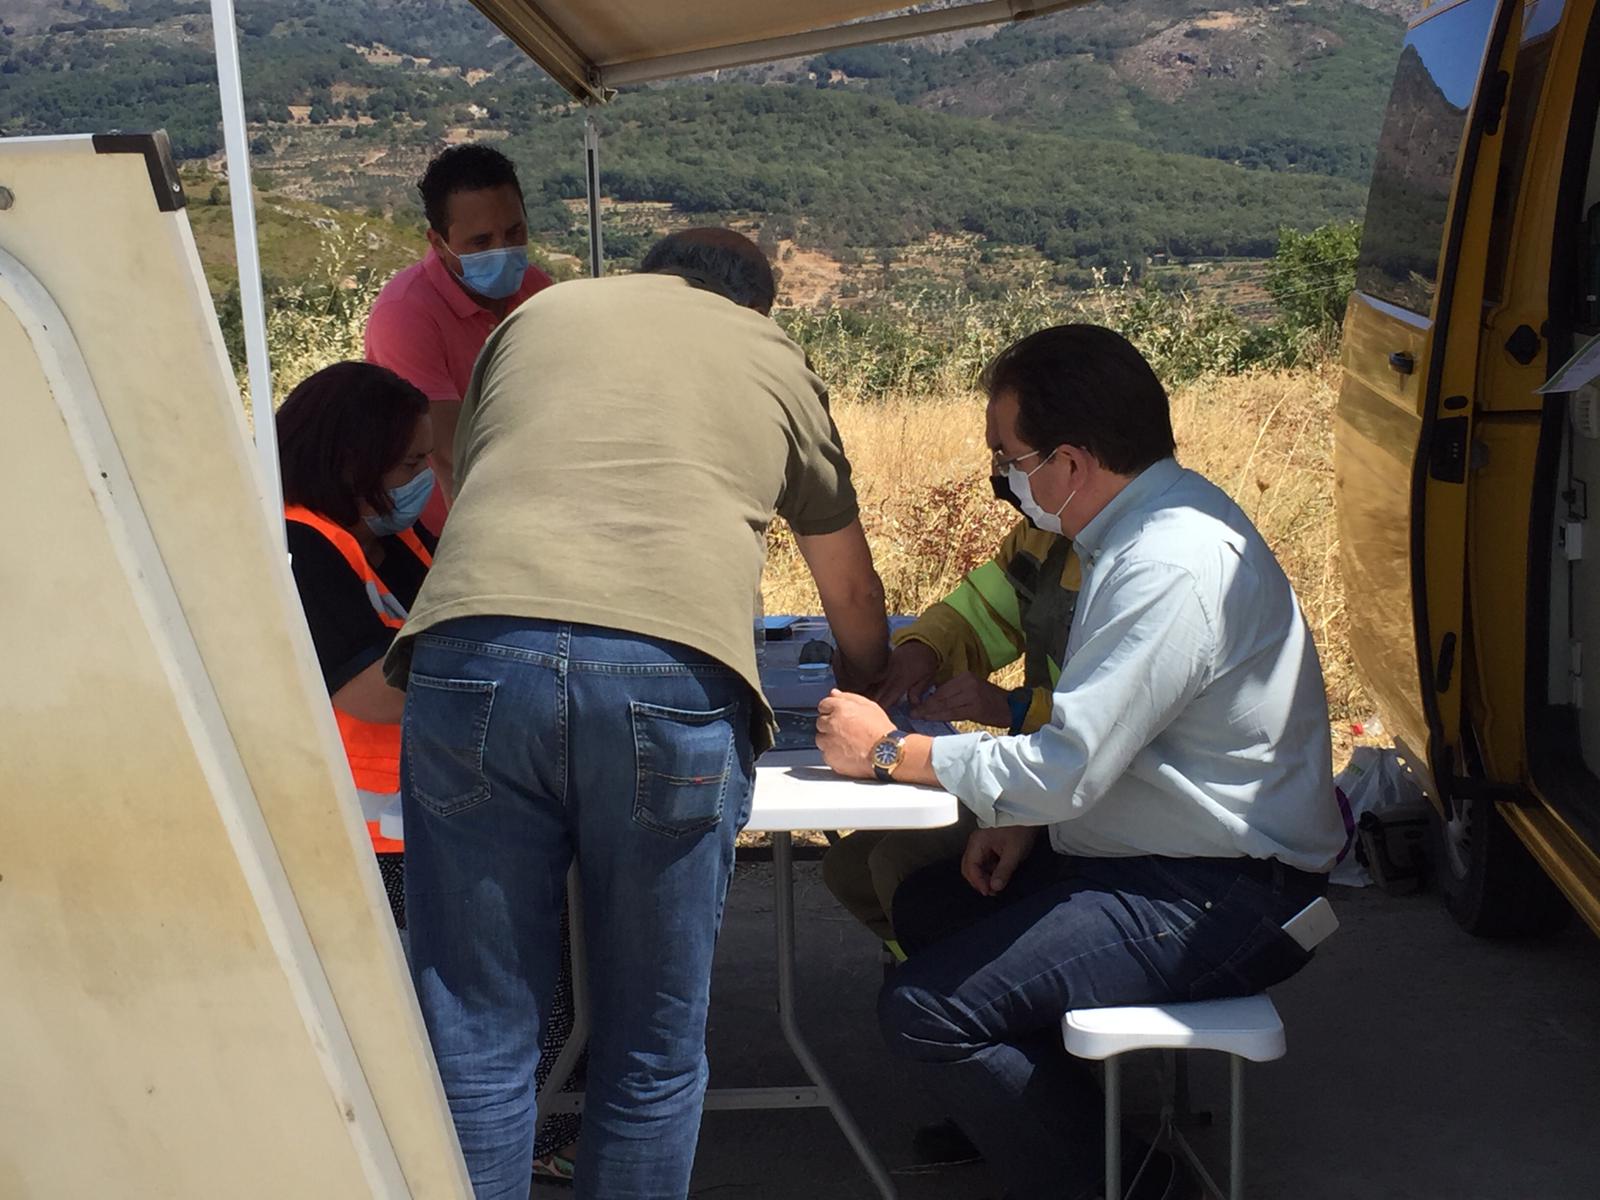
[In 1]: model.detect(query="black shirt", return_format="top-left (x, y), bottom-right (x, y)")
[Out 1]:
top-left (286, 521), bottom-right (436, 694)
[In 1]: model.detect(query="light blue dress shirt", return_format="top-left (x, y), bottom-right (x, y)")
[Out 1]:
top-left (930, 457), bottom-right (1346, 872)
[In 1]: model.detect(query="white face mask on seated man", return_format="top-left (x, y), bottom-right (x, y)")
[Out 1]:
top-left (1005, 449), bottom-right (1076, 536)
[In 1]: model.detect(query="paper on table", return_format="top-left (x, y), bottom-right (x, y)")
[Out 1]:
top-left (1537, 329), bottom-right (1600, 393)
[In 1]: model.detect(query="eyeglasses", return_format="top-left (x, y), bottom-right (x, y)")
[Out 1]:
top-left (989, 447), bottom-right (1047, 473)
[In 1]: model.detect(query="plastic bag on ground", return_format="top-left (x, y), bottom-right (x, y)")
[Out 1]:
top-left (1330, 746), bottom-right (1431, 888)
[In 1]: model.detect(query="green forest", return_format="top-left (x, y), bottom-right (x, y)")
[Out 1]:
top-left (513, 86), bottom-right (1366, 266)
top-left (0, 0), bottom-right (1402, 272)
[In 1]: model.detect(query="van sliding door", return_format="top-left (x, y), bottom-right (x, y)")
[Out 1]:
top-left (1336, 0), bottom-right (1513, 785)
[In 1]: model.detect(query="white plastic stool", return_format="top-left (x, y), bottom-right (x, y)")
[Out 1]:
top-left (1063, 995), bottom-right (1284, 1200)
top-left (1061, 896), bottom-right (1338, 1200)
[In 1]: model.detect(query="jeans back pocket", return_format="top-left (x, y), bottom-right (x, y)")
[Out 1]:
top-left (631, 700), bottom-right (739, 838)
top-left (403, 674), bottom-right (496, 818)
top-left (1185, 878), bottom-right (1316, 1002)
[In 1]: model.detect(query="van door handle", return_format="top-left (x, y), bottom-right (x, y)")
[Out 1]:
top-left (1388, 351), bottom-right (1415, 375)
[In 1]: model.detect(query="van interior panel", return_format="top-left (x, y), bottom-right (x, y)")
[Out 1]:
top-left (1566, 117), bottom-right (1600, 775)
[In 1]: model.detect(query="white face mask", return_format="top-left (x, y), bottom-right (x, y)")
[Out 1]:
top-left (1007, 451), bottom-right (1076, 535)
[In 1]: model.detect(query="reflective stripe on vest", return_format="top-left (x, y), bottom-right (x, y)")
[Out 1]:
top-left (285, 505), bottom-right (430, 630)
top-left (942, 561), bottom-right (1025, 673)
top-left (286, 505), bottom-right (428, 853)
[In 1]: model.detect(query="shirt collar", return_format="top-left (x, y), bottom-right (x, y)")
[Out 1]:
top-left (1070, 457), bottom-right (1183, 562)
top-left (650, 267), bottom-right (732, 300)
top-left (423, 247), bottom-right (489, 321)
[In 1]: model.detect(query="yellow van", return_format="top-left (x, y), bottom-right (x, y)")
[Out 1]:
top-left (1338, 0), bottom-right (1600, 935)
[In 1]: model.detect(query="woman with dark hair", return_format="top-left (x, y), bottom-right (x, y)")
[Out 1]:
top-left (277, 361), bottom-right (435, 914)
top-left (276, 361), bottom-right (582, 1184)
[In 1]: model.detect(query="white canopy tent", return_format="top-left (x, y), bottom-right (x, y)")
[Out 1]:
top-left (208, 0), bottom-right (1089, 529)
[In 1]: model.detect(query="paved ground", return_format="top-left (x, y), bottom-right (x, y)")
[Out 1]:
top-left (667, 861), bottom-right (1600, 1200)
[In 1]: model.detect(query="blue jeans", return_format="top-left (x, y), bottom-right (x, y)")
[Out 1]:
top-left (400, 617), bottom-right (755, 1200)
top-left (882, 849), bottom-right (1325, 1200)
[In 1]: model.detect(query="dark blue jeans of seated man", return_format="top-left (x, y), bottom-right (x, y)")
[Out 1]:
top-left (881, 846), bottom-right (1327, 1200)
top-left (400, 616), bottom-right (755, 1200)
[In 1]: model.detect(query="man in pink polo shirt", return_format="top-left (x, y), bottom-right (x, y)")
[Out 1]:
top-left (366, 144), bottom-right (553, 535)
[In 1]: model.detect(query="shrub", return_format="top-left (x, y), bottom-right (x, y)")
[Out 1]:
top-left (223, 226), bottom-right (388, 424)
top-left (1265, 219), bottom-right (1362, 350)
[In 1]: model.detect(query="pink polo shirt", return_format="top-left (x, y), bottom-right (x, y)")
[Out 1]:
top-left (364, 249), bottom-right (553, 533)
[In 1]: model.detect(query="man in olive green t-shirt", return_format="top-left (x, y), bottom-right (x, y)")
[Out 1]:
top-left (386, 229), bottom-right (889, 1200)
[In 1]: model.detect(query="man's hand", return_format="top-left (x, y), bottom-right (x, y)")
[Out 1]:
top-left (912, 673), bottom-right (1013, 728)
top-left (816, 690), bottom-right (896, 780)
top-left (961, 825), bottom-right (1039, 897)
top-left (873, 640), bottom-right (941, 708)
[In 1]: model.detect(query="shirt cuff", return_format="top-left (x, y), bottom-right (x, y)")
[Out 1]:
top-left (930, 731), bottom-right (1000, 828)
top-left (1020, 686), bottom-right (1054, 735)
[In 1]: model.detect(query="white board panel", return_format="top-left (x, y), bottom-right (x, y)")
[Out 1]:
top-left (0, 133), bottom-right (471, 1199)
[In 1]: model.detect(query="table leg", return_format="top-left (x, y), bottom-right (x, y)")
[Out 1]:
top-left (536, 862), bottom-right (589, 1125)
top-left (1105, 1056), bottom-right (1122, 1200)
top-left (772, 830), bottom-right (898, 1200)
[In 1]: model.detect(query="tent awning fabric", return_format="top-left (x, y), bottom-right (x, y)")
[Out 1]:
top-left (467, 0), bottom-right (1090, 101)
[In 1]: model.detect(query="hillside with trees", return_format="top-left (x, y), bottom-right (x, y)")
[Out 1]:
top-left (0, 0), bottom-right (1403, 276)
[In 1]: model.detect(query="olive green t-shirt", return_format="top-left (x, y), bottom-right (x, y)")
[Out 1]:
top-left (384, 273), bottom-right (858, 749)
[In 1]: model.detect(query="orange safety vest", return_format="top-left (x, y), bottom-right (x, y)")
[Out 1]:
top-left (285, 505), bottom-right (432, 854)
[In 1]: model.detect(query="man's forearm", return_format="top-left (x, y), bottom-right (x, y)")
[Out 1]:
top-left (332, 660), bottom-right (408, 724)
top-left (432, 455), bottom-right (458, 504)
top-left (827, 595), bottom-right (891, 687)
top-left (795, 519), bottom-right (891, 687)
top-left (431, 399), bottom-right (462, 501)
top-left (893, 734), bottom-right (940, 788)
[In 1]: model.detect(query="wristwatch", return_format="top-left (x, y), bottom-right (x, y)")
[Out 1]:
top-left (870, 729), bottom-right (908, 782)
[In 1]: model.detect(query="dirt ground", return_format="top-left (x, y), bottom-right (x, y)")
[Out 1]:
top-left (661, 863), bottom-right (1600, 1200)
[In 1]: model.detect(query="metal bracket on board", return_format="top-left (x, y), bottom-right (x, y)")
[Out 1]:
top-left (91, 131), bottom-right (186, 212)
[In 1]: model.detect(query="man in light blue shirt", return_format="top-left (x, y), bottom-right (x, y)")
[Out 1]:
top-left (818, 324), bottom-right (1347, 1200)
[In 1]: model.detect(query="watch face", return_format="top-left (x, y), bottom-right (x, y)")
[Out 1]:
top-left (871, 739), bottom-right (900, 768)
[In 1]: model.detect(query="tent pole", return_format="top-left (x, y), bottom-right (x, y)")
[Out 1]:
top-left (584, 108), bottom-right (604, 278)
top-left (210, 0), bottom-right (282, 549)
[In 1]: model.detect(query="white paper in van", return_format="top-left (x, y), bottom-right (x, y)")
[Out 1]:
top-left (1538, 329), bottom-right (1600, 394)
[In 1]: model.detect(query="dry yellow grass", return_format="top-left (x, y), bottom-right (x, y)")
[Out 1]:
top-left (763, 364), bottom-right (1368, 760)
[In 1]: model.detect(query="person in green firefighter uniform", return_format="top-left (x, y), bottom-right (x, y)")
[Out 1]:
top-left (821, 514), bottom-right (1081, 949)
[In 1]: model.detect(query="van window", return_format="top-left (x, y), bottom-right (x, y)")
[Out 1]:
top-left (1356, 0), bottom-right (1500, 314)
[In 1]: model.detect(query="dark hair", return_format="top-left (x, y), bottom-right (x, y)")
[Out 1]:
top-left (418, 144), bottom-right (523, 237)
top-left (980, 324), bottom-right (1175, 475)
top-left (276, 362), bottom-right (430, 528)
top-left (639, 228), bottom-right (777, 313)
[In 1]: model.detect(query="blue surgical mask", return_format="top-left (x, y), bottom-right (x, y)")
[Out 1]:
top-left (365, 467), bottom-right (434, 537)
top-left (448, 244), bottom-right (528, 300)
